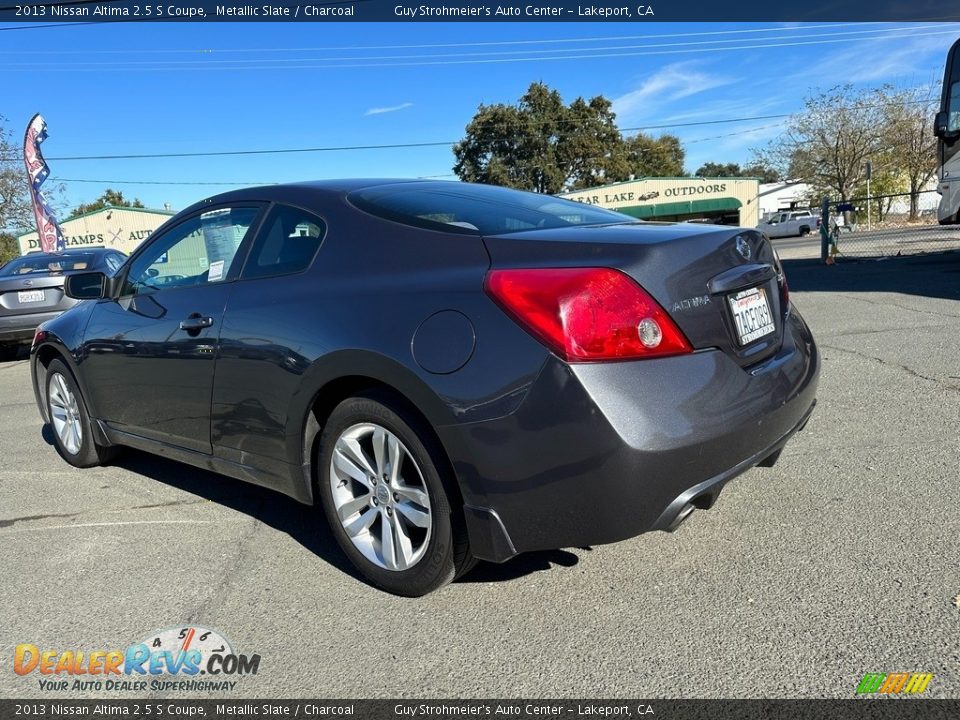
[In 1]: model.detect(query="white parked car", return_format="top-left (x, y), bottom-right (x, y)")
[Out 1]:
top-left (757, 211), bottom-right (820, 239)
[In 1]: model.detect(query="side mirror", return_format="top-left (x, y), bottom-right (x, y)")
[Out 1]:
top-left (934, 110), bottom-right (960, 141)
top-left (934, 111), bottom-right (949, 138)
top-left (64, 271), bottom-right (107, 300)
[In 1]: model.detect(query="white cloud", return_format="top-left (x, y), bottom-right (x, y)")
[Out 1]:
top-left (611, 61), bottom-right (735, 124)
top-left (364, 102), bottom-right (414, 116)
top-left (799, 33), bottom-right (954, 86)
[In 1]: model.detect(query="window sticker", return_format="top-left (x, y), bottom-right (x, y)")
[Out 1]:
top-left (208, 260), bottom-right (225, 282)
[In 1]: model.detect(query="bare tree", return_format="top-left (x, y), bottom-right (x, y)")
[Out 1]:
top-left (881, 86), bottom-right (939, 221)
top-left (755, 85), bottom-right (887, 205)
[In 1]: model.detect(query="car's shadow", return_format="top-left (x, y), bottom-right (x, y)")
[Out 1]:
top-left (783, 250), bottom-right (960, 301)
top-left (39, 430), bottom-right (577, 589)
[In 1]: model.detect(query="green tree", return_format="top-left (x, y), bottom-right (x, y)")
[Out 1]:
top-left (71, 188), bottom-right (144, 217)
top-left (695, 162), bottom-right (741, 177)
top-left (695, 161), bottom-right (780, 182)
top-left (610, 133), bottom-right (685, 182)
top-left (0, 232), bottom-right (18, 266)
top-left (453, 82), bottom-right (684, 193)
top-left (741, 162), bottom-right (781, 184)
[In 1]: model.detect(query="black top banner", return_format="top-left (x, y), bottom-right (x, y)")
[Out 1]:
top-left (1, 0), bottom-right (960, 23)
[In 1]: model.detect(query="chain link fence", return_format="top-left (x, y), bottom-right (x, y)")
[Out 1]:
top-left (820, 189), bottom-right (960, 260)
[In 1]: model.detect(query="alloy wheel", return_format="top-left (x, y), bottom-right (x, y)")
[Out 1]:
top-left (329, 423), bottom-right (432, 571)
top-left (48, 372), bottom-right (83, 456)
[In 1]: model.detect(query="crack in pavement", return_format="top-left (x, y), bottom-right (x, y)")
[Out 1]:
top-left (822, 323), bottom-right (955, 339)
top-left (831, 293), bottom-right (960, 321)
top-left (820, 342), bottom-right (960, 394)
top-left (184, 504), bottom-right (264, 624)
top-left (0, 498), bottom-right (209, 528)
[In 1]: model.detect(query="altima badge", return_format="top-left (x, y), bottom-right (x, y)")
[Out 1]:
top-left (736, 236), bottom-right (752, 261)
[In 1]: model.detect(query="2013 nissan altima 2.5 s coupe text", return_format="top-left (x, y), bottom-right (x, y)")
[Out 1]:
top-left (29, 180), bottom-right (819, 596)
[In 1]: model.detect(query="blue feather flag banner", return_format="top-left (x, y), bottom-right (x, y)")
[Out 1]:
top-left (23, 113), bottom-right (66, 254)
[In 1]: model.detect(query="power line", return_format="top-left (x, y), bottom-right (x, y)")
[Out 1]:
top-left (0, 21), bottom-right (102, 31)
top-left (1, 98), bottom-right (937, 164)
top-left (51, 177), bottom-right (278, 186)
top-left (7, 24), bottom-right (955, 65)
top-left (7, 27), bottom-right (960, 71)
top-left (53, 174), bottom-right (460, 185)
top-left (7, 20), bottom-right (960, 52)
top-left (0, 21), bottom-right (883, 49)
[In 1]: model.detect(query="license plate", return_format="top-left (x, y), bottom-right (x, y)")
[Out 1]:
top-left (17, 290), bottom-right (44, 304)
top-left (728, 287), bottom-right (775, 345)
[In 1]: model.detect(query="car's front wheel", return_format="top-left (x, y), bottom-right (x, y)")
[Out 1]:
top-left (45, 359), bottom-right (118, 468)
top-left (316, 394), bottom-right (473, 596)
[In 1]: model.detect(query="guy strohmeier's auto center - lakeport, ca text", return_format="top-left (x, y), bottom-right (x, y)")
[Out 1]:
top-left (392, 5), bottom-right (651, 18)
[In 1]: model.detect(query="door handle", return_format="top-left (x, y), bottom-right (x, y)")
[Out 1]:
top-left (179, 314), bottom-right (214, 332)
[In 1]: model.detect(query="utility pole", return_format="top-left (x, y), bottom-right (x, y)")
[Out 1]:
top-left (865, 161), bottom-right (872, 231)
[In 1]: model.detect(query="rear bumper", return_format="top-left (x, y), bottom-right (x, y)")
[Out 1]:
top-left (0, 311), bottom-right (63, 343)
top-left (440, 308), bottom-right (820, 563)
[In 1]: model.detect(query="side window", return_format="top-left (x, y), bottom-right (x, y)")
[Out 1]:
top-left (123, 207), bottom-right (259, 295)
top-left (948, 81), bottom-right (960, 132)
top-left (242, 204), bottom-right (325, 280)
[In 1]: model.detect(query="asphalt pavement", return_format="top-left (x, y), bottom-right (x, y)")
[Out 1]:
top-left (1, 252), bottom-right (958, 699)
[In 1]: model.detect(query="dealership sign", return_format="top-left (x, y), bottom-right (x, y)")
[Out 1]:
top-left (22, 228), bottom-right (155, 252)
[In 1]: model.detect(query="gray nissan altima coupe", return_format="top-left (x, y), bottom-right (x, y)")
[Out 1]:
top-left (30, 180), bottom-right (819, 596)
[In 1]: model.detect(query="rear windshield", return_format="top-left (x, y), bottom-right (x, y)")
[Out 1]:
top-left (349, 183), bottom-right (636, 235)
top-left (0, 254), bottom-right (95, 276)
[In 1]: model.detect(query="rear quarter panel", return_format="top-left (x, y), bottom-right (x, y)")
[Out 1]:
top-left (210, 198), bottom-right (552, 496)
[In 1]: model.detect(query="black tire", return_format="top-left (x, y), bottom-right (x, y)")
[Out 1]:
top-left (799, 226), bottom-right (810, 237)
top-left (315, 392), bottom-right (473, 596)
top-left (45, 359), bottom-right (118, 468)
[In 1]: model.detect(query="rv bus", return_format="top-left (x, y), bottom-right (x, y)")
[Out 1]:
top-left (935, 38), bottom-right (960, 224)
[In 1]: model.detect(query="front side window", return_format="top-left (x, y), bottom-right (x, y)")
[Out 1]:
top-left (123, 207), bottom-right (259, 295)
top-left (242, 205), bottom-right (325, 280)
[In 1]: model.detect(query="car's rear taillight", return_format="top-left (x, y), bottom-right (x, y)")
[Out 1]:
top-left (484, 267), bottom-right (693, 362)
top-left (32, 329), bottom-right (47, 347)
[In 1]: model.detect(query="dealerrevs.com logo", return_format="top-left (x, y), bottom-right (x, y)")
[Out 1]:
top-left (14, 625), bottom-right (260, 693)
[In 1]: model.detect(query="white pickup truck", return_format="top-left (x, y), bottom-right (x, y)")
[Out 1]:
top-left (756, 210), bottom-right (820, 239)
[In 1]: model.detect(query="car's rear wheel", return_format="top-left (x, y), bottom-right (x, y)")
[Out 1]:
top-left (316, 394), bottom-right (473, 596)
top-left (45, 359), bottom-right (118, 468)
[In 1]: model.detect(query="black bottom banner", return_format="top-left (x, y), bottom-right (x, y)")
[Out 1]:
top-left (2, 700), bottom-right (959, 720)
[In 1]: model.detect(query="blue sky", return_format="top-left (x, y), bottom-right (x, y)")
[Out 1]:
top-left (2, 21), bottom-right (959, 213)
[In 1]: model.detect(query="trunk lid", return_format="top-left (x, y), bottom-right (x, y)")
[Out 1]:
top-left (482, 222), bottom-right (787, 368)
top-left (0, 273), bottom-right (74, 317)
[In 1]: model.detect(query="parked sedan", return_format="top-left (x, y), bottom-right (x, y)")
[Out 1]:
top-left (30, 180), bottom-right (819, 596)
top-left (0, 248), bottom-right (127, 361)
